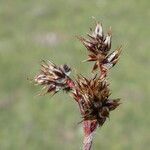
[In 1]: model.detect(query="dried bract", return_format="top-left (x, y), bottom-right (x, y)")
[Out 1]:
top-left (73, 75), bottom-right (120, 126)
top-left (34, 60), bottom-right (74, 95)
top-left (78, 23), bottom-right (122, 78)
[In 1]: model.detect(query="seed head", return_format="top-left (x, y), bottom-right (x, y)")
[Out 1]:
top-left (73, 75), bottom-right (120, 126)
top-left (31, 20), bottom-right (123, 150)
top-left (78, 22), bottom-right (122, 77)
top-left (34, 60), bottom-right (74, 95)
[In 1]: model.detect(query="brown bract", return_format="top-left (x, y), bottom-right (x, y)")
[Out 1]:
top-left (73, 75), bottom-right (120, 126)
top-left (34, 60), bottom-right (74, 95)
top-left (78, 23), bottom-right (122, 78)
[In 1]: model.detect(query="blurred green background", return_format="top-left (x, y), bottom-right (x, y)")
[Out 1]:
top-left (0, 0), bottom-right (150, 149)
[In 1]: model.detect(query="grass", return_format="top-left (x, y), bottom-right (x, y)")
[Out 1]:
top-left (0, 0), bottom-right (150, 149)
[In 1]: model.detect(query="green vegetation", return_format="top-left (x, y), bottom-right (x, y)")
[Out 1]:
top-left (0, 0), bottom-right (150, 149)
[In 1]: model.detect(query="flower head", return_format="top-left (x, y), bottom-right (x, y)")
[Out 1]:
top-left (34, 60), bottom-right (74, 95)
top-left (78, 22), bottom-right (122, 78)
top-left (32, 20), bottom-right (122, 150)
top-left (73, 75), bottom-right (120, 126)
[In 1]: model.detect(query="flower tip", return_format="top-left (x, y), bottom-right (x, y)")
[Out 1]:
top-left (117, 45), bottom-right (123, 55)
top-left (94, 23), bottom-right (103, 37)
top-left (107, 26), bottom-right (112, 36)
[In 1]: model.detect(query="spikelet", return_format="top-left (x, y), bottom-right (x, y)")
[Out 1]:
top-left (78, 22), bottom-right (122, 78)
top-left (73, 75), bottom-right (120, 126)
top-left (34, 60), bottom-right (74, 95)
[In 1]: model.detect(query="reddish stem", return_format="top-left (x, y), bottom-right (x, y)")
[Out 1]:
top-left (83, 120), bottom-right (98, 150)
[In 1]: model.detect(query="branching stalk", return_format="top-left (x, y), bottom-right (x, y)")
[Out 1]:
top-left (32, 20), bottom-right (122, 150)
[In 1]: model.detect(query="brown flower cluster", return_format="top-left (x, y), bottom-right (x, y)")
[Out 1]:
top-left (73, 75), bottom-right (120, 126)
top-left (34, 60), bottom-right (74, 95)
top-left (32, 20), bottom-right (122, 150)
top-left (78, 23), bottom-right (122, 78)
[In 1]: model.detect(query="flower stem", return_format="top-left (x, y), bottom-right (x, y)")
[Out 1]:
top-left (83, 120), bottom-right (98, 150)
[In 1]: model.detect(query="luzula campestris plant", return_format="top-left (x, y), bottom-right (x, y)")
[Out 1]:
top-left (33, 21), bottom-right (122, 150)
